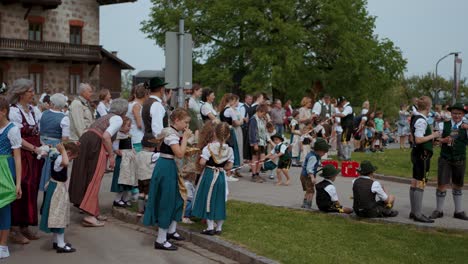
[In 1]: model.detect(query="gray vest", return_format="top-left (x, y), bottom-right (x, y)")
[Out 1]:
top-left (40, 110), bottom-right (64, 139)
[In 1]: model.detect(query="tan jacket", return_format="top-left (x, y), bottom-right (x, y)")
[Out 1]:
top-left (69, 96), bottom-right (95, 141)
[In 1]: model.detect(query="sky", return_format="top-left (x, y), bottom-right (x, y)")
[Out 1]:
top-left (100, 0), bottom-right (468, 80)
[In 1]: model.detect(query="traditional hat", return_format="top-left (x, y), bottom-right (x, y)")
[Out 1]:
top-left (148, 77), bottom-right (168, 89)
top-left (270, 133), bottom-right (284, 142)
top-left (447, 103), bottom-right (468, 114)
top-left (337, 96), bottom-right (347, 105)
top-left (319, 164), bottom-right (340, 179)
top-left (313, 138), bottom-right (330, 151)
top-left (357, 160), bottom-right (378, 175)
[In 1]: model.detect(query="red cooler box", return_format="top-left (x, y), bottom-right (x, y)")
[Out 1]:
top-left (341, 161), bottom-right (359, 177)
top-left (321, 160), bottom-right (339, 169)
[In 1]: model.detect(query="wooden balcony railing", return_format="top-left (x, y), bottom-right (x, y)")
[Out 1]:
top-left (0, 38), bottom-right (101, 63)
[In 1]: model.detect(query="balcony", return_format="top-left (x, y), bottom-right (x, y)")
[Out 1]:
top-left (0, 0), bottom-right (62, 9)
top-left (0, 38), bottom-right (102, 63)
top-left (97, 0), bottom-right (136, 5)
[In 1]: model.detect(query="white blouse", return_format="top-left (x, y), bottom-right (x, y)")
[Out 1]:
top-left (201, 102), bottom-right (217, 117)
top-left (164, 133), bottom-right (181, 146)
top-left (9, 104), bottom-right (39, 128)
top-left (97, 101), bottom-right (110, 117)
top-left (0, 122), bottom-right (22, 149)
top-left (106, 116), bottom-right (124, 137)
top-left (201, 142), bottom-right (234, 164)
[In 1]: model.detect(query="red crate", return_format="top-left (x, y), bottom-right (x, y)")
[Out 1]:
top-left (341, 161), bottom-right (359, 177)
top-left (321, 160), bottom-right (339, 169)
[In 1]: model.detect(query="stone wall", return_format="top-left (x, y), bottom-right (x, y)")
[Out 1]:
top-left (0, 0), bottom-right (100, 45)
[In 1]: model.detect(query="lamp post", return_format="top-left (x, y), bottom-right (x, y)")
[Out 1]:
top-left (435, 52), bottom-right (461, 104)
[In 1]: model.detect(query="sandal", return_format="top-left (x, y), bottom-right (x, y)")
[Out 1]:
top-left (96, 215), bottom-right (108, 221)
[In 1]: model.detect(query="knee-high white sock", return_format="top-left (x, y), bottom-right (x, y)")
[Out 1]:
top-left (216, 220), bottom-right (224, 231)
top-left (53, 233), bottom-right (59, 243)
top-left (157, 228), bottom-right (168, 244)
top-left (114, 192), bottom-right (123, 202)
top-left (453, 189), bottom-right (463, 213)
top-left (122, 191), bottom-right (130, 202)
top-left (56, 233), bottom-right (65, 248)
top-left (168, 221), bottom-right (177, 234)
top-left (207, 219), bottom-right (214, 230)
top-left (436, 190), bottom-right (446, 212)
top-left (137, 196), bottom-right (145, 212)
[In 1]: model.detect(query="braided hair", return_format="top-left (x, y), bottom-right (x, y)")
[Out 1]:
top-left (214, 122), bottom-right (231, 157)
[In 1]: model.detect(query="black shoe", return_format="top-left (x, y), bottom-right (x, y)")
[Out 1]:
top-left (53, 242), bottom-right (72, 250)
top-left (56, 245), bottom-right (76, 253)
top-left (167, 232), bottom-right (185, 241)
top-left (413, 214), bottom-right (434, 223)
top-left (385, 210), bottom-right (398, 217)
top-left (200, 229), bottom-right (215, 236)
top-left (430, 210), bottom-right (444, 219)
top-left (409, 212), bottom-right (415, 219)
top-left (454, 211), bottom-right (468, 220)
top-left (154, 241), bottom-right (177, 251)
top-left (215, 230), bottom-right (222, 235)
top-left (113, 200), bottom-right (126, 207)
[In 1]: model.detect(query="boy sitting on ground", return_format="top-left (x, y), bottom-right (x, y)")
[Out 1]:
top-left (352, 160), bottom-right (398, 218)
top-left (315, 165), bottom-right (353, 214)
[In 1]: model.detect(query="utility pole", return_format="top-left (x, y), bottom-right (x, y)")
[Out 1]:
top-left (177, 18), bottom-right (185, 108)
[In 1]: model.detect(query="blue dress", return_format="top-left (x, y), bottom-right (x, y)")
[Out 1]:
top-left (0, 123), bottom-right (18, 230)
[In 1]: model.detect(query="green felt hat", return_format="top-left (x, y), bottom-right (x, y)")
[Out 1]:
top-left (148, 77), bottom-right (168, 90)
top-left (320, 164), bottom-right (340, 179)
top-left (447, 103), bottom-right (468, 114)
top-left (313, 138), bottom-right (330, 151)
top-left (270, 133), bottom-right (284, 142)
top-left (357, 160), bottom-right (378, 175)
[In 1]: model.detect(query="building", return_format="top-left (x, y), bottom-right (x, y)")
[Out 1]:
top-left (0, 0), bottom-right (135, 97)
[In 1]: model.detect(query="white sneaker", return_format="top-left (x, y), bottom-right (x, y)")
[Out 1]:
top-left (268, 175), bottom-right (275, 180)
top-left (0, 246), bottom-right (9, 258)
top-left (227, 176), bottom-right (239, 182)
top-left (182, 218), bottom-right (194, 224)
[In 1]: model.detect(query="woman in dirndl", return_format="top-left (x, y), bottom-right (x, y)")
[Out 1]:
top-left (143, 108), bottom-right (193, 251)
top-left (69, 99), bottom-right (128, 227)
top-left (8, 78), bottom-right (45, 244)
top-left (219, 94), bottom-right (241, 168)
top-left (0, 96), bottom-right (22, 259)
top-left (192, 122), bottom-right (233, 235)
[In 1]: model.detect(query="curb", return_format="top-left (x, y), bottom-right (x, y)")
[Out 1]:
top-left (112, 207), bottom-right (279, 264)
top-left (373, 173), bottom-right (468, 190)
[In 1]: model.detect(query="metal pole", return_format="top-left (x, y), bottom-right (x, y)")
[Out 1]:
top-left (435, 52), bottom-right (459, 105)
top-left (177, 19), bottom-right (185, 108)
top-left (453, 53), bottom-right (458, 105)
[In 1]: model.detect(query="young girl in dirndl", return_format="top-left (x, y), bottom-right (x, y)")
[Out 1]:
top-left (0, 97), bottom-right (22, 259)
top-left (143, 108), bottom-right (193, 251)
top-left (192, 122), bottom-right (234, 235)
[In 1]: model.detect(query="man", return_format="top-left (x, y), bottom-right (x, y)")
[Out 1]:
top-left (335, 96), bottom-right (353, 160)
top-left (430, 103), bottom-right (468, 221)
top-left (240, 94), bottom-right (253, 162)
top-left (312, 94), bottom-right (333, 120)
top-left (270, 99), bottom-right (285, 136)
top-left (141, 77), bottom-right (168, 149)
top-left (69, 83), bottom-right (94, 141)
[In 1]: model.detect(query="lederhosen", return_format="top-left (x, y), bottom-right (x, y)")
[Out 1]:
top-left (438, 121), bottom-right (467, 186)
top-left (275, 143), bottom-right (291, 169)
top-left (410, 115), bottom-right (433, 182)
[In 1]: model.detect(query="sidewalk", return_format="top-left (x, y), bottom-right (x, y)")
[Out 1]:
top-left (230, 166), bottom-right (468, 231)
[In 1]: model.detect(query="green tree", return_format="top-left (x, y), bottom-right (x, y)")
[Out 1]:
top-left (142, 0), bottom-right (406, 105)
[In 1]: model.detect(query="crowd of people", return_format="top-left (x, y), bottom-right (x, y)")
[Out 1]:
top-left (0, 76), bottom-right (468, 258)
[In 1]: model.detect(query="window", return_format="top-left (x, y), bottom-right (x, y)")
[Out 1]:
top-left (70, 26), bottom-right (82, 45)
top-left (70, 74), bottom-right (81, 94)
top-left (29, 72), bottom-right (42, 94)
top-left (28, 23), bottom-right (42, 41)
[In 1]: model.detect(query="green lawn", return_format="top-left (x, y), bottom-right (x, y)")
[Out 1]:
top-left (331, 148), bottom-right (468, 181)
top-left (183, 201), bottom-right (468, 264)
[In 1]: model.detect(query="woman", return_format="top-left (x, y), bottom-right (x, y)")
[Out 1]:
top-left (398, 103), bottom-right (410, 149)
top-left (200, 89), bottom-right (217, 122)
top-left (7, 78), bottom-right (45, 244)
top-left (96, 89), bottom-right (111, 119)
top-left (126, 84), bottom-right (147, 152)
top-left (39, 93), bottom-right (70, 191)
top-left (409, 96), bottom-right (439, 223)
top-left (188, 84), bottom-right (203, 132)
top-left (298, 97), bottom-right (313, 129)
top-left (69, 99), bottom-right (128, 227)
top-left (283, 99), bottom-right (293, 132)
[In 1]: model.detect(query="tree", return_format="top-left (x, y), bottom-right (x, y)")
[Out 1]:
top-left (120, 70), bottom-right (133, 99)
top-left (142, 0), bottom-right (406, 105)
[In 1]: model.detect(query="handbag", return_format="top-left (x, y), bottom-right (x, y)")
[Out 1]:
top-left (0, 156), bottom-right (17, 208)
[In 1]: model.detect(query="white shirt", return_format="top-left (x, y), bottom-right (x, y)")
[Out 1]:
top-left (413, 111), bottom-right (428, 138)
top-left (323, 179), bottom-right (339, 202)
top-left (149, 95), bottom-right (166, 137)
top-left (306, 155), bottom-right (319, 175)
top-left (53, 155), bottom-right (64, 172)
top-left (188, 97), bottom-right (201, 115)
top-left (0, 122), bottom-right (22, 149)
top-left (334, 107), bottom-right (343, 133)
top-left (201, 102), bottom-right (217, 118)
top-left (9, 104), bottom-right (39, 128)
top-left (184, 180), bottom-right (195, 200)
top-left (201, 142), bottom-right (235, 164)
top-left (238, 103), bottom-right (246, 119)
top-left (96, 101), bottom-right (110, 117)
top-left (224, 107), bottom-right (242, 122)
top-left (126, 101), bottom-right (144, 144)
top-left (342, 103), bottom-right (353, 116)
top-left (270, 143), bottom-right (288, 155)
top-left (352, 176), bottom-right (388, 202)
top-left (312, 100), bottom-right (325, 116)
top-left (106, 116), bottom-right (124, 137)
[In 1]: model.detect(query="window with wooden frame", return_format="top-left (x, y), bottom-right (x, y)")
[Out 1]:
top-left (70, 25), bottom-right (82, 45)
top-left (29, 64), bottom-right (43, 94)
top-left (28, 23), bottom-right (42, 41)
top-left (69, 66), bottom-right (82, 94)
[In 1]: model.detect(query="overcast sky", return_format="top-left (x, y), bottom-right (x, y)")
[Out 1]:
top-left (100, 0), bottom-right (468, 79)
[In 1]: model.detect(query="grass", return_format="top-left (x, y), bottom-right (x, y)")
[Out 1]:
top-left (181, 200), bottom-right (468, 264)
top-left (331, 148), bottom-right (468, 181)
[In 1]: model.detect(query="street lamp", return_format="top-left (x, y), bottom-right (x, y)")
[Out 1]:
top-left (434, 52), bottom-right (461, 104)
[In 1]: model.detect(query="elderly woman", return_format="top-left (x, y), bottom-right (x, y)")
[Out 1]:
top-left (7, 78), bottom-right (45, 244)
top-left (96, 89), bottom-right (112, 119)
top-left (69, 99), bottom-right (128, 227)
top-left (38, 93), bottom-right (70, 191)
top-left (298, 97), bottom-right (313, 129)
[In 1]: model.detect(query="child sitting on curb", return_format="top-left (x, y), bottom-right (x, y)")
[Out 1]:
top-left (352, 160), bottom-right (398, 218)
top-left (300, 138), bottom-right (329, 209)
top-left (315, 165), bottom-right (353, 214)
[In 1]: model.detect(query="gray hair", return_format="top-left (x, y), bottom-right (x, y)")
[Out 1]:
top-left (109, 98), bottom-right (128, 116)
top-left (8, 78), bottom-right (34, 104)
top-left (77, 83), bottom-right (91, 95)
top-left (50, 93), bottom-right (68, 109)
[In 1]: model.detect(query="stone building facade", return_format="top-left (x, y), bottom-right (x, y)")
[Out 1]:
top-left (0, 0), bottom-right (134, 97)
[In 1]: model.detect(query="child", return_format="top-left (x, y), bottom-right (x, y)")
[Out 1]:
top-left (0, 97), bottom-right (22, 259)
top-left (300, 138), bottom-right (329, 209)
top-left (299, 120), bottom-right (314, 163)
top-left (265, 121), bottom-right (277, 179)
top-left (374, 111), bottom-right (384, 152)
top-left (192, 122), bottom-right (234, 235)
top-left (315, 165), bottom-right (353, 214)
top-left (289, 110), bottom-right (301, 166)
top-left (182, 172), bottom-right (196, 224)
top-left (143, 108), bottom-right (193, 251)
top-left (40, 142), bottom-right (80, 253)
top-left (135, 149), bottom-right (157, 217)
top-left (248, 104), bottom-right (269, 183)
top-left (110, 117), bottom-right (137, 207)
top-left (265, 134), bottom-right (291, 186)
top-left (352, 160), bottom-right (398, 218)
